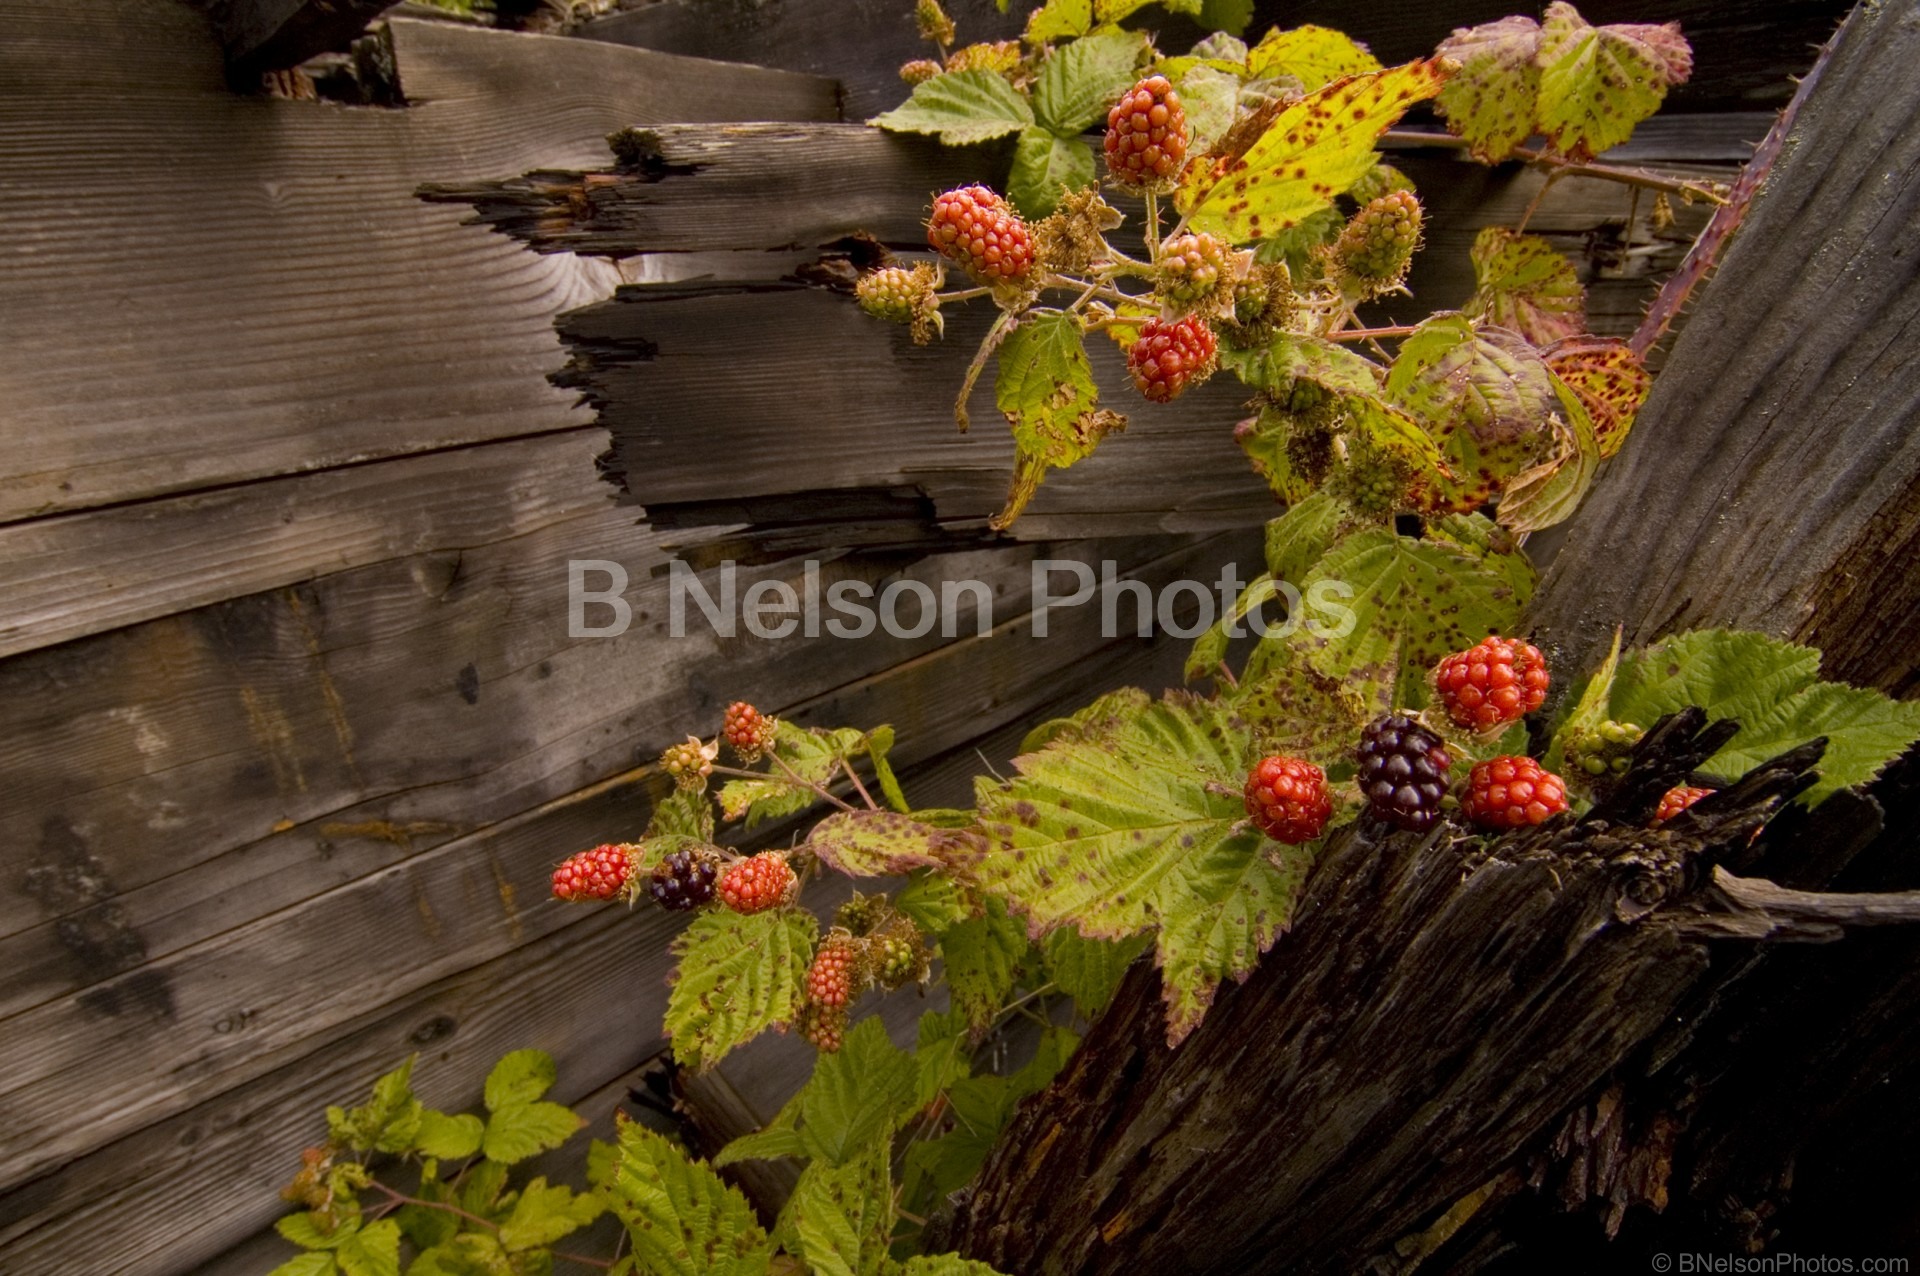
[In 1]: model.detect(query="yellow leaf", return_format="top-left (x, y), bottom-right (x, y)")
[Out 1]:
top-left (1174, 59), bottom-right (1449, 244)
top-left (1245, 25), bottom-right (1380, 91)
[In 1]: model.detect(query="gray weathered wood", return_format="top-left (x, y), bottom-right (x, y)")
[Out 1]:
top-left (1526, 0), bottom-right (1920, 700)
top-left (0, 2), bottom-right (834, 526)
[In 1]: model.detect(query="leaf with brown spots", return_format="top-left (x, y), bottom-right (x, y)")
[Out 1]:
top-left (806, 810), bottom-right (985, 878)
top-left (1245, 25), bottom-right (1380, 91)
top-left (1542, 334), bottom-right (1650, 458)
top-left (974, 694), bottom-right (1307, 1046)
top-left (1434, 15), bottom-right (1541, 162)
top-left (1175, 59), bottom-right (1449, 244)
top-left (993, 313), bottom-right (1125, 530)
top-left (1464, 226), bottom-right (1587, 346)
top-left (1496, 366), bottom-right (1601, 534)
top-left (1535, 2), bottom-right (1691, 161)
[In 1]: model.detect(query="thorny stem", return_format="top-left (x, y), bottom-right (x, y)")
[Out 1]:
top-left (840, 758), bottom-right (879, 811)
top-left (1143, 190), bottom-right (1162, 259)
top-left (1514, 167), bottom-right (1562, 235)
top-left (955, 310), bottom-right (1017, 433)
top-left (935, 285), bottom-right (992, 303)
top-left (1215, 661), bottom-right (1239, 691)
top-left (365, 1182), bottom-right (613, 1271)
top-left (1379, 129), bottom-right (1730, 205)
top-left (1330, 323), bottom-right (1420, 343)
top-left (710, 761), bottom-right (857, 814)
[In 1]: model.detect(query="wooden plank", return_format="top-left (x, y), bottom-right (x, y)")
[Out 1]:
top-left (189, 0), bottom-right (399, 76)
top-left (0, 429), bottom-right (613, 660)
top-left (555, 281), bottom-right (1276, 540)
top-left (0, 2), bottom-right (835, 525)
top-left (0, 533), bottom-right (1252, 1272)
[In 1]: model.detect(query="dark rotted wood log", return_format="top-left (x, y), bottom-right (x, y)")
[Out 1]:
top-left (188, 0), bottom-right (400, 78)
top-left (939, 719), bottom-right (1916, 1274)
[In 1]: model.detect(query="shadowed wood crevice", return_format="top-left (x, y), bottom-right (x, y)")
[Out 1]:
top-left (188, 0), bottom-right (399, 79)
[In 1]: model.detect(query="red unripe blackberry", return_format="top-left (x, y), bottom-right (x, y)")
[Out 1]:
top-left (1333, 190), bottom-right (1424, 284)
top-left (717, 852), bottom-right (795, 914)
top-left (1461, 755), bottom-right (1569, 829)
top-left (1104, 75), bottom-right (1188, 190)
top-left (1127, 314), bottom-right (1217, 403)
top-left (1654, 785), bottom-right (1714, 825)
top-left (1355, 714), bottom-right (1453, 832)
top-left (1157, 231), bottom-right (1233, 309)
top-left (1434, 636), bottom-right (1551, 733)
top-left (551, 844), bottom-right (634, 902)
top-left (721, 701), bottom-right (777, 761)
top-left (806, 936), bottom-right (861, 1007)
top-left (1243, 754), bottom-right (1334, 844)
top-left (927, 185), bottom-right (1033, 285)
top-left (648, 847), bottom-right (717, 911)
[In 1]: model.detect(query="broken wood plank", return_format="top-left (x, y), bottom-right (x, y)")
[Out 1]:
top-left (0, 2), bottom-right (834, 525)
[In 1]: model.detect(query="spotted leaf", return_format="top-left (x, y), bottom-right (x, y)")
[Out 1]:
top-left (1175, 59), bottom-right (1449, 244)
top-left (1535, 2), bottom-right (1692, 161)
top-left (1542, 334), bottom-right (1650, 458)
top-left (1434, 15), bottom-right (1541, 162)
top-left (1464, 227), bottom-right (1586, 346)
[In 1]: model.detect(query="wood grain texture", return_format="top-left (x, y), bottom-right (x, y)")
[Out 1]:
top-left (1526, 0), bottom-right (1920, 698)
top-left (0, 2), bottom-right (833, 526)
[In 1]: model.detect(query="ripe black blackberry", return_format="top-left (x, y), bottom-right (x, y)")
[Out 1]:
top-left (649, 847), bottom-right (717, 911)
top-left (1355, 714), bottom-right (1453, 832)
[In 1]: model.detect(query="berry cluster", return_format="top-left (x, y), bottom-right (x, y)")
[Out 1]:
top-left (807, 935), bottom-right (861, 1008)
top-left (1434, 636), bottom-right (1551, 733)
top-left (1127, 314), bottom-right (1217, 403)
top-left (1243, 754), bottom-right (1333, 844)
top-left (1461, 756), bottom-right (1569, 829)
top-left (1157, 232), bottom-right (1234, 311)
top-left (1355, 714), bottom-right (1453, 832)
top-left (1104, 75), bottom-right (1187, 190)
top-left (1654, 785), bottom-right (1713, 824)
top-left (722, 700), bottom-right (778, 762)
top-left (1562, 719), bottom-right (1645, 787)
top-left (928, 185), bottom-right (1033, 285)
top-left (661, 736), bottom-right (717, 792)
top-left (551, 844), bottom-right (634, 902)
top-left (797, 1000), bottom-right (847, 1053)
top-left (649, 847), bottom-right (718, 911)
top-left (717, 852), bottom-right (796, 914)
top-left (1333, 190), bottom-right (1423, 286)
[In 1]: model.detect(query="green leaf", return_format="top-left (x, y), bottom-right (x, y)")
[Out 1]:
top-left (1535, 2), bottom-right (1692, 161)
top-left (1387, 314), bottom-right (1563, 513)
top-left (1542, 334), bottom-right (1649, 459)
top-left (863, 725), bottom-right (911, 813)
top-left (913, 1009), bottom-right (973, 1107)
top-left (899, 1256), bottom-right (1015, 1276)
top-left (718, 721), bottom-right (863, 827)
top-left (1434, 15), bottom-right (1541, 162)
top-left (712, 1123), bottom-right (807, 1169)
top-left (329, 1058), bottom-right (423, 1155)
top-left (1237, 633), bottom-right (1373, 766)
top-left (976, 694), bottom-right (1302, 1045)
top-left (1024, 0), bottom-right (1090, 42)
top-left (1033, 31), bottom-right (1146, 135)
top-left (895, 868), bottom-right (971, 936)
top-left (498, 1178), bottom-right (604, 1252)
top-left (647, 786), bottom-right (716, 842)
top-left (607, 1119), bottom-right (774, 1276)
top-left (278, 1212), bottom-right (360, 1251)
top-left (1608, 630), bottom-right (1920, 805)
top-left (1185, 573), bottom-right (1277, 683)
top-left (1424, 512), bottom-right (1536, 601)
top-left (1496, 367), bottom-right (1601, 535)
top-left (1248, 204), bottom-right (1343, 280)
top-left (798, 1017), bottom-right (923, 1165)
top-left (482, 1100), bottom-right (583, 1166)
top-left (1464, 227), bottom-right (1586, 346)
top-left (1231, 406), bottom-right (1313, 503)
top-left (1042, 928), bottom-right (1148, 1015)
top-left (807, 810), bottom-right (982, 878)
top-left (941, 897), bottom-right (1030, 1032)
top-left (414, 1110), bottom-right (485, 1161)
top-left (1195, 0), bottom-right (1253, 37)
top-left (782, 1141), bottom-right (894, 1276)
top-left (1245, 25), bottom-right (1381, 90)
top-left (665, 908), bottom-right (816, 1072)
top-left (993, 313), bottom-right (1124, 530)
top-left (1262, 492), bottom-right (1346, 584)
top-left (1008, 129), bottom-right (1096, 218)
top-left (336, 1221), bottom-right (401, 1276)
top-left (1546, 625), bottom-right (1623, 774)
top-left (1009, 1025), bottom-right (1080, 1098)
top-left (1171, 63), bottom-right (1242, 156)
top-left (459, 1160), bottom-right (511, 1219)
top-left (1176, 60), bottom-right (1447, 242)
top-left (870, 70), bottom-right (1035, 146)
top-left (484, 1049), bottom-right (556, 1112)
top-left (1227, 334), bottom-right (1443, 480)
top-left (268, 1255), bottom-right (339, 1276)
top-left (1293, 527), bottom-right (1531, 714)
top-left (1021, 686), bottom-right (1154, 754)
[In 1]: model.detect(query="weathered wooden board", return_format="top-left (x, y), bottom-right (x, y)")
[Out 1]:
top-left (0, 2), bottom-right (834, 526)
top-left (0, 530), bottom-right (1254, 1194)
